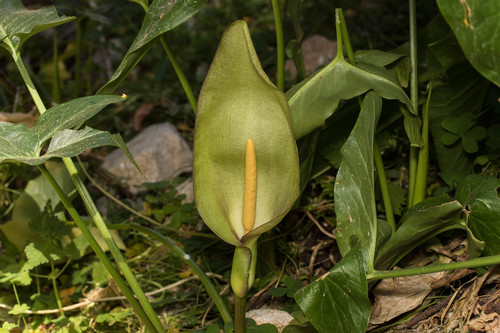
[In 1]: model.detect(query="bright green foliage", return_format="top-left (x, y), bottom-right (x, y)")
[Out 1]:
top-left (334, 92), bottom-right (381, 267)
top-left (375, 197), bottom-right (466, 270)
top-left (456, 175), bottom-right (500, 256)
top-left (441, 113), bottom-right (486, 153)
top-left (0, 0), bottom-right (74, 54)
top-left (97, 0), bottom-right (208, 95)
top-left (437, 0), bottom-right (500, 87)
top-left (0, 96), bottom-right (137, 166)
top-left (286, 23), bottom-right (414, 140)
top-left (294, 248), bottom-right (371, 333)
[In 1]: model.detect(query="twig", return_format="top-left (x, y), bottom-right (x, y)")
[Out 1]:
top-left (305, 211), bottom-right (336, 239)
top-left (0, 273), bottom-right (223, 315)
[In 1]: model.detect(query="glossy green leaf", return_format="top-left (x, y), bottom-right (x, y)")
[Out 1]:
top-left (437, 0), bottom-right (500, 86)
top-left (97, 0), bottom-right (208, 95)
top-left (0, 95), bottom-right (132, 165)
top-left (286, 18), bottom-right (413, 140)
top-left (294, 248), bottom-right (371, 333)
top-left (193, 20), bottom-right (300, 247)
top-left (375, 197), bottom-right (465, 270)
top-left (0, 0), bottom-right (75, 53)
top-left (456, 175), bottom-right (500, 256)
top-left (334, 92), bottom-right (381, 266)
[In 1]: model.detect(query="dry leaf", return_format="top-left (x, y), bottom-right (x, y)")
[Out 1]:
top-left (370, 270), bottom-right (447, 325)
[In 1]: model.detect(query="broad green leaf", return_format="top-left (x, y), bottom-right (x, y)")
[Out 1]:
top-left (0, 95), bottom-right (128, 165)
top-left (0, 0), bottom-right (74, 53)
top-left (194, 20), bottom-right (300, 247)
top-left (456, 175), bottom-right (500, 256)
top-left (334, 92), bottom-right (381, 266)
top-left (437, 0), bottom-right (500, 87)
top-left (286, 16), bottom-right (413, 140)
top-left (97, 0), bottom-right (208, 95)
top-left (24, 242), bottom-right (50, 270)
top-left (294, 248), bottom-right (371, 333)
top-left (375, 197), bottom-right (465, 270)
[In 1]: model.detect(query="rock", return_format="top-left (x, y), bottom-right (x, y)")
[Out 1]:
top-left (102, 123), bottom-right (192, 193)
top-left (246, 309), bottom-right (294, 332)
top-left (285, 35), bottom-right (337, 79)
top-left (175, 177), bottom-right (194, 203)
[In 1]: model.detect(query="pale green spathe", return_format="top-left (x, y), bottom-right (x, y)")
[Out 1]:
top-left (193, 20), bottom-right (300, 247)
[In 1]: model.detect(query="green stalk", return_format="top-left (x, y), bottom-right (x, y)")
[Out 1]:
top-left (412, 82), bottom-right (432, 205)
top-left (235, 295), bottom-right (246, 333)
top-left (136, 2), bottom-right (197, 113)
top-left (109, 223), bottom-right (233, 324)
top-left (374, 142), bottom-right (396, 234)
top-left (159, 37), bottom-right (197, 113)
top-left (271, 0), bottom-right (285, 90)
top-left (408, 0), bottom-right (419, 207)
top-left (11, 48), bottom-right (163, 332)
top-left (339, 9), bottom-right (395, 233)
top-left (367, 255), bottom-right (500, 281)
top-left (50, 261), bottom-right (63, 310)
top-left (36, 164), bottom-right (157, 332)
top-left (61, 157), bottom-right (165, 333)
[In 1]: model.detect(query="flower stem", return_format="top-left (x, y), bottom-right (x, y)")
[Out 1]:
top-left (235, 295), bottom-right (246, 333)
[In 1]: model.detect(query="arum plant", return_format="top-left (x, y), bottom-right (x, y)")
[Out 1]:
top-left (193, 21), bottom-right (300, 332)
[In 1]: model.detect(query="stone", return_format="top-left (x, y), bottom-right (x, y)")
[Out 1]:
top-left (246, 309), bottom-right (294, 332)
top-left (102, 123), bottom-right (192, 193)
top-left (285, 34), bottom-right (337, 79)
top-left (175, 177), bottom-right (194, 203)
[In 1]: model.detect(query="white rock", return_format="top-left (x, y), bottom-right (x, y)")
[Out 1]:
top-left (246, 309), bottom-right (294, 332)
top-left (102, 123), bottom-right (192, 193)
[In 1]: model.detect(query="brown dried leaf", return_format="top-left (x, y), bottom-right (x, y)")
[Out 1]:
top-left (370, 270), bottom-right (447, 325)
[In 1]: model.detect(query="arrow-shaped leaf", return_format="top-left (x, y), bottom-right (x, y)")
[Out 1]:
top-left (97, 0), bottom-right (208, 95)
top-left (0, 0), bottom-right (75, 53)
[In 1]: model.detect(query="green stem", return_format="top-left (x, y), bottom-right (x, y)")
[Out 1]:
top-left (339, 9), bottom-right (354, 64)
top-left (374, 142), bottom-right (396, 234)
top-left (408, 0), bottom-right (419, 207)
top-left (50, 260), bottom-right (63, 310)
top-left (412, 82), bottom-right (432, 205)
top-left (61, 157), bottom-right (165, 333)
top-left (159, 37), bottom-right (197, 113)
top-left (367, 256), bottom-right (500, 281)
top-left (12, 48), bottom-right (163, 332)
top-left (9, 47), bottom-right (47, 113)
top-left (36, 164), bottom-right (158, 332)
top-left (271, 0), bottom-right (285, 90)
top-left (235, 295), bottom-right (246, 333)
top-left (109, 223), bottom-right (233, 324)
